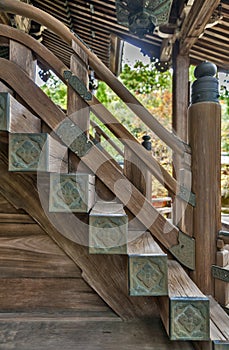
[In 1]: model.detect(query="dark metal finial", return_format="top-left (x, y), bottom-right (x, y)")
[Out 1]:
top-left (191, 62), bottom-right (219, 104)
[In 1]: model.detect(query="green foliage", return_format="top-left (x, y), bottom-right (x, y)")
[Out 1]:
top-left (120, 61), bottom-right (172, 94)
top-left (40, 72), bottom-right (67, 110)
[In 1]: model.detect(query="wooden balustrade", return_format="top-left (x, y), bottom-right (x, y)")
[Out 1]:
top-left (0, 24), bottom-right (193, 203)
top-left (90, 120), bottom-right (124, 158)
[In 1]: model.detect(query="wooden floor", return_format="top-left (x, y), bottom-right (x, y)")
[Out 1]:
top-left (0, 312), bottom-right (194, 350)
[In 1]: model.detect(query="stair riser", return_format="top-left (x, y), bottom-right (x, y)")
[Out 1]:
top-left (9, 133), bottom-right (68, 173)
top-left (49, 174), bottom-right (95, 213)
top-left (128, 255), bottom-right (168, 296)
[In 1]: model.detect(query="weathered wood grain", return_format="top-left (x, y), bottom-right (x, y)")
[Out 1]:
top-left (0, 192), bottom-right (25, 214)
top-left (124, 146), bottom-right (152, 201)
top-left (0, 214), bottom-right (34, 223)
top-left (0, 92), bottom-right (41, 133)
top-left (0, 278), bottom-right (110, 312)
top-left (0, 224), bottom-right (82, 278)
top-left (9, 39), bottom-right (36, 80)
top-left (0, 148), bottom-right (159, 320)
top-left (189, 102), bottom-right (221, 295)
top-left (0, 316), bottom-right (194, 350)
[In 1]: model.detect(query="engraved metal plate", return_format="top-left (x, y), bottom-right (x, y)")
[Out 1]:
top-left (49, 173), bottom-right (95, 213)
top-left (169, 231), bottom-right (195, 270)
top-left (170, 297), bottom-right (210, 341)
top-left (0, 92), bottom-right (9, 130)
top-left (89, 215), bottom-right (128, 254)
top-left (56, 118), bottom-right (93, 157)
top-left (212, 265), bottom-right (229, 283)
top-left (213, 340), bottom-right (229, 350)
top-left (128, 255), bottom-right (168, 296)
top-left (63, 70), bottom-right (92, 101)
top-left (9, 133), bottom-right (48, 171)
top-left (178, 185), bottom-right (196, 207)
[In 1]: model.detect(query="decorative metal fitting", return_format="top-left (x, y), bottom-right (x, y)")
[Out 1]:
top-left (63, 70), bottom-right (92, 101)
top-left (191, 62), bottom-right (219, 104)
top-left (178, 185), bottom-right (196, 207)
top-left (212, 265), bottom-right (229, 283)
top-left (142, 134), bottom-right (152, 151)
top-left (169, 231), bottom-right (195, 270)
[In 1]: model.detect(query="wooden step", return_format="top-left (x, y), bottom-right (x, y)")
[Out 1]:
top-left (214, 246), bottom-right (229, 308)
top-left (49, 173), bottom-right (95, 213)
top-left (9, 133), bottom-right (68, 172)
top-left (158, 260), bottom-right (210, 341)
top-left (127, 231), bottom-right (168, 296)
top-left (89, 201), bottom-right (128, 254)
top-left (0, 92), bottom-right (41, 133)
top-left (194, 296), bottom-right (229, 350)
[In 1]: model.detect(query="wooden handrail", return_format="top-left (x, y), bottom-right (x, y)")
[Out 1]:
top-left (0, 0), bottom-right (191, 156)
top-left (90, 120), bottom-right (124, 158)
top-left (0, 24), bottom-right (180, 197)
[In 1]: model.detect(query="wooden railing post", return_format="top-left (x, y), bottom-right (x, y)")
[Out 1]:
top-left (124, 134), bottom-right (152, 201)
top-left (188, 62), bottom-right (221, 295)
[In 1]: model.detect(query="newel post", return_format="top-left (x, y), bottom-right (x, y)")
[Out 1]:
top-left (188, 62), bottom-right (221, 295)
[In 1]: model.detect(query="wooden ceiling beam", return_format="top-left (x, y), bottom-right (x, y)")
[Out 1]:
top-left (190, 50), bottom-right (229, 69)
top-left (179, 0), bottom-right (221, 54)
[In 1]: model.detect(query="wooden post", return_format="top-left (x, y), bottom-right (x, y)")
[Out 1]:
top-left (172, 47), bottom-right (193, 235)
top-left (124, 135), bottom-right (152, 201)
top-left (67, 46), bottom-right (90, 135)
top-left (189, 62), bottom-right (221, 295)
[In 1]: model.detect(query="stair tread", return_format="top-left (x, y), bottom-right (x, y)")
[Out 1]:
top-left (127, 231), bottom-right (166, 256)
top-left (209, 296), bottom-right (229, 341)
top-left (168, 260), bottom-right (207, 299)
top-left (90, 201), bottom-right (126, 216)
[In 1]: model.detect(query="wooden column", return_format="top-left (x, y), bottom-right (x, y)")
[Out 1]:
top-left (172, 45), bottom-right (190, 144)
top-left (189, 62), bottom-right (221, 295)
top-left (172, 47), bottom-right (193, 235)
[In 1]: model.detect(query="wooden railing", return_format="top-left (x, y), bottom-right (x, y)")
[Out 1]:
top-left (0, 2), bottom-right (197, 269)
top-left (0, 0), bottom-right (190, 156)
top-left (0, 24), bottom-right (186, 200)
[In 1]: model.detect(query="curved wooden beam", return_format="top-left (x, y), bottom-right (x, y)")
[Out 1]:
top-left (0, 0), bottom-right (190, 156)
top-left (0, 24), bottom-right (180, 197)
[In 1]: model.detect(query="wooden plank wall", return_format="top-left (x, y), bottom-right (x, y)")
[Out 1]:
top-left (0, 193), bottom-right (115, 316)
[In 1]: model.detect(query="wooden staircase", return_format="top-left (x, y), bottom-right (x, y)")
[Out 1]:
top-left (0, 2), bottom-right (228, 349)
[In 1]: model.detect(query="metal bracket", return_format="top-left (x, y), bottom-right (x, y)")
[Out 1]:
top-left (0, 92), bottom-right (9, 130)
top-left (169, 231), bottom-right (195, 270)
top-left (178, 185), bottom-right (196, 207)
top-left (63, 70), bottom-right (92, 101)
top-left (213, 340), bottom-right (229, 350)
top-left (56, 118), bottom-right (93, 157)
top-left (212, 265), bottom-right (229, 283)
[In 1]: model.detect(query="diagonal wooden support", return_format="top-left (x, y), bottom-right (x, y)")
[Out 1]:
top-left (0, 57), bottom-right (196, 269)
